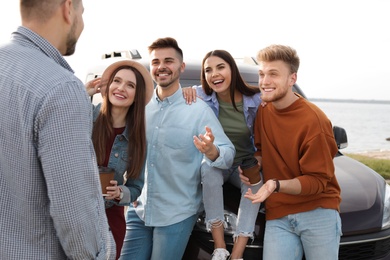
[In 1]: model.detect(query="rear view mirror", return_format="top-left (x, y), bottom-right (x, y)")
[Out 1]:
top-left (333, 126), bottom-right (348, 150)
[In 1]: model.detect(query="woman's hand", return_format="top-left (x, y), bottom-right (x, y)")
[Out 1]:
top-left (239, 167), bottom-right (251, 186)
top-left (240, 155), bottom-right (262, 185)
top-left (85, 77), bottom-right (102, 97)
top-left (105, 180), bottom-right (122, 200)
top-left (182, 86), bottom-right (197, 104)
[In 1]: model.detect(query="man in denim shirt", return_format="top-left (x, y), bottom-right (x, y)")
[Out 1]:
top-left (0, 1), bottom-right (115, 259)
top-left (121, 38), bottom-right (235, 260)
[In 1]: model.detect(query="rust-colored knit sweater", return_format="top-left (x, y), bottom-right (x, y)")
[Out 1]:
top-left (254, 95), bottom-right (341, 220)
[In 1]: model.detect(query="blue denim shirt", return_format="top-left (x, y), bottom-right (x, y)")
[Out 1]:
top-left (93, 104), bottom-right (144, 207)
top-left (135, 87), bottom-right (235, 226)
top-left (193, 85), bottom-right (262, 144)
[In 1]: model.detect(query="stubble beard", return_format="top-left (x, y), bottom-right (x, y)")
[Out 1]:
top-left (261, 87), bottom-right (288, 103)
top-left (64, 17), bottom-right (78, 56)
top-left (155, 70), bottom-right (180, 89)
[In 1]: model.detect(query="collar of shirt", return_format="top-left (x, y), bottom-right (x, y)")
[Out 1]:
top-left (153, 85), bottom-right (183, 104)
top-left (12, 26), bottom-right (74, 73)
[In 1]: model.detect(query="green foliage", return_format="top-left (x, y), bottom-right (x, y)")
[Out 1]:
top-left (345, 153), bottom-right (390, 180)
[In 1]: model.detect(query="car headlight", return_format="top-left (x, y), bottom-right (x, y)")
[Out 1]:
top-left (383, 183), bottom-right (390, 229)
top-left (195, 210), bottom-right (238, 235)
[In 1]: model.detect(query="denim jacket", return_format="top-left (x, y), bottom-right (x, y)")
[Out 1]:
top-left (93, 103), bottom-right (144, 208)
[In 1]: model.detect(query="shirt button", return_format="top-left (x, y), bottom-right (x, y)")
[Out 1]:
top-left (114, 153), bottom-right (119, 158)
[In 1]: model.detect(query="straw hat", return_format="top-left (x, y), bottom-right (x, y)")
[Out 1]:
top-left (101, 59), bottom-right (154, 105)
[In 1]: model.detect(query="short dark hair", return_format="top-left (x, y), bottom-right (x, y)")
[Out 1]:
top-left (20, 0), bottom-right (80, 22)
top-left (148, 37), bottom-right (183, 61)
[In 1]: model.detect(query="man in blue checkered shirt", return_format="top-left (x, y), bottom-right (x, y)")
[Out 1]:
top-left (0, 1), bottom-right (115, 259)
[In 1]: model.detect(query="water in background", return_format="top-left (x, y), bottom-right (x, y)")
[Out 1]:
top-left (312, 100), bottom-right (390, 154)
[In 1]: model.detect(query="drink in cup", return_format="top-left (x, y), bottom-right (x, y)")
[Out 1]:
top-left (240, 157), bottom-right (261, 186)
top-left (98, 166), bottom-right (115, 196)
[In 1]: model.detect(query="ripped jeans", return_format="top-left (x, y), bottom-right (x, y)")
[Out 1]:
top-left (201, 162), bottom-right (262, 240)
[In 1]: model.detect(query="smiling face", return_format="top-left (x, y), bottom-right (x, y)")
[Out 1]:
top-left (258, 60), bottom-right (297, 108)
top-left (149, 48), bottom-right (184, 89)
top-left (203, 56), bottom-right (232, 96)
top-left (108, 69), bottom-right (136, 109)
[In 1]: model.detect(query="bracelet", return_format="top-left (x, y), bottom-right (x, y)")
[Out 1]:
top-left (272, 179), bottom-right (280, 193)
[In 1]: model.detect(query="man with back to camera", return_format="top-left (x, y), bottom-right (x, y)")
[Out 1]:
top-left (0, 0), bottom-right (115, 259)
top-left (120, 37), bottom-right (236, 260)
top-left (243, 44), bottom-right (342, 260)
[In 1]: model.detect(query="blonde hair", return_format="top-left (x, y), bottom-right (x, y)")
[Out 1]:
top-left (256, 44), bottom-right (300, 74)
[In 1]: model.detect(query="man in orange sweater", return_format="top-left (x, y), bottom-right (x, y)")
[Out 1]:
top-left (243, 44), bottom-right (342, 260)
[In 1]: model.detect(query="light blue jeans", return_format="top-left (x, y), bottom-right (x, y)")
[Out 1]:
top-left (201, 162), bottom-right (262, 239)
top-left (120, 206), bottom-right (197, 260)
top-left (263, 208), bottom-right (342, 260)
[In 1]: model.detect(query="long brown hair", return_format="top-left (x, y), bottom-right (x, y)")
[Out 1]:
top-left (201, 50), bottom-right (259, 111)
top-left (92, 65), bottom-right (147, 180)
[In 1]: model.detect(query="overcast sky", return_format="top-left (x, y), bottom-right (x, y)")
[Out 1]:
top-left (1, 0), bottom-right (389, 101)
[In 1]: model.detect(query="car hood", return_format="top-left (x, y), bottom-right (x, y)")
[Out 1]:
top-left (334, 155), bottom-right (386, 235)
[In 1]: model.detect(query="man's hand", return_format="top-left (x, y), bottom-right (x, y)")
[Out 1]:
top-left (244, 179), bottom-right (276, 203)
top-left (193, 126), bottom-right (219, 161)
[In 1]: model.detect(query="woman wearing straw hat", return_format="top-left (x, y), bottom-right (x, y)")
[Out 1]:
top-left (86, 59), bottom-right (153, 259)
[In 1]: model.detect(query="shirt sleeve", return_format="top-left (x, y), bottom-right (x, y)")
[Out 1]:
top-left (122, 161), bottom-right (145, 204)
top-left (298, 132), bottom-right (338, 195)
top-left (37, 80), bottom-right (115, 259)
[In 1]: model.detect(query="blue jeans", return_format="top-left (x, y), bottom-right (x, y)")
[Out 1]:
top-left (263, 208), bottom-right (342, 260)
top-left (201, 162), bottom-right (262, 239)
top-left (120, 206), bottom-right (197, 260)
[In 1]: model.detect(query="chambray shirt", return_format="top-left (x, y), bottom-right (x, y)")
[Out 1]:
top-left (93, 103), bottom-right (144, 208)
top-left (135, 87), bottom-right (235, 226)
top-left (193, 85), bottom-right (262, 139)
top-left (0, 27), bottom-right (115, 259)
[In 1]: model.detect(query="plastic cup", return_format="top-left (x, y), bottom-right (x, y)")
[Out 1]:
top-left (240, 158), bottom-right (261, 186)
top-left (98, 166), bottom-right (115, 196)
